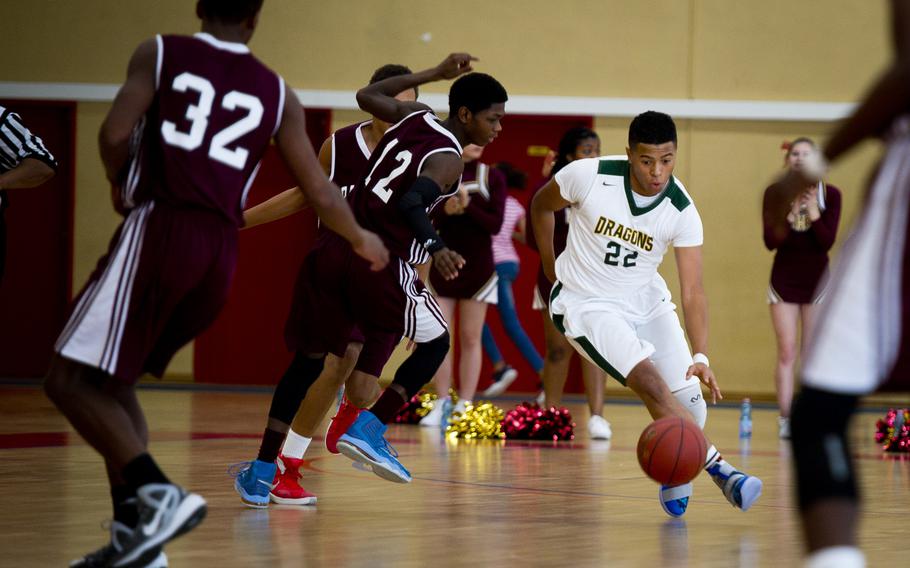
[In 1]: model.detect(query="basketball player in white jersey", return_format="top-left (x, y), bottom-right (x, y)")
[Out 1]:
top-left (530, 111), bottom-right (762, 518)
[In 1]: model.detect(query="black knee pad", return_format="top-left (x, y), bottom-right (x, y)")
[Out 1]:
top-left (790, 386), bottom-right (860, 510)
top-left (267, 351), bottom-right (326, 424)
top-left (391, 331), bottom-right (450, 399)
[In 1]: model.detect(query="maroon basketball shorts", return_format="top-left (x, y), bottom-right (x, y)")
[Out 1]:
top-left (348, 325), bottom-right (401, 375)
top-left (56, 202), bottom-right (236, 383)
top-left (429, 261), bottom-right (498, 304)
top-left (285, 234), bottom-right (447, 377)
top-left (803, 132), bottom-right (910, 394)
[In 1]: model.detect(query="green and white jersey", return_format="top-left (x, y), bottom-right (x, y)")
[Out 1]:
top-left (554, 156), bottom-right (702, 304)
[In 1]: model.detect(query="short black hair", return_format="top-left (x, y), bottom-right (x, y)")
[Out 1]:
top-left (553, 126), bottom-right (599, 176)
top-left (628, 111), bottom-right (677, 148)
top-left (198, 0), bottom-right (263, 24)
top-left (448, 73), bottom-right (508, 118)
top-left (370, 64), bottom-right (417, 97)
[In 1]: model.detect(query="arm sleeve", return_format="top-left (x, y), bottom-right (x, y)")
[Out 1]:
top-left (0, 110), bottom-right (57, 170)
top-left (808, 185), bottom-right (841, 251)
top-left (464, 167), bottom-right (507, 234)
top-left (673, 205), bottom-right (704, 247)
top-left (398, 176), bottom-right (447, 253)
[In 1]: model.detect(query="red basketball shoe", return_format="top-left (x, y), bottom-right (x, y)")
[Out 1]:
top-left (269, 455), bottom-right (317, 506)
top-left (326, 398), bottom-right (363, 454)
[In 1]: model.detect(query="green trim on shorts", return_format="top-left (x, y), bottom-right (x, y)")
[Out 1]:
top-left (549, 281), bottom-right (563, 305)
top-left (574, 336), bottom-right (627, 386)
top-left (552, 313), bottom-right (566, 335)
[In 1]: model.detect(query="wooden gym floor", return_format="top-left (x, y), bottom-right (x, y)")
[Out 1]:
top-left (1, 383), bottom-right (907, 567)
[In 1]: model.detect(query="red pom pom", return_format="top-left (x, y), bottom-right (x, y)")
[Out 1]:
top-left (393, 391), bottom-right (436, 424)
top-left (502, 403), bottom-right (575, 441)
top-left (874, 408), bottom-right (910, 453)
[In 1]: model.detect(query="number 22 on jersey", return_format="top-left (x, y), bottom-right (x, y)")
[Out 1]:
top-left (160, 71), bottom-right (264, 171)
top-left (604, 241), bottom-right (638, 267)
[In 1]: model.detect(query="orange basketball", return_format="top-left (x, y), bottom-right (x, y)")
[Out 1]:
top-left (637, 416), bottom-right (707, 486)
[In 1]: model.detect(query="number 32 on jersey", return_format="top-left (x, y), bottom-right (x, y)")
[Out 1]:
top-left (160, 71), bottom-right (264, 171)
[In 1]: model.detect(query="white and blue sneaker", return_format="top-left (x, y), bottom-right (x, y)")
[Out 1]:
top-left (706, 463), bottom-right (763, 511)
top-left (336, 410), bottom-right (412, 483)
top-left (659, 483), bottom-right (692, 518)
top-left (230, 459), bottom-right (277, 508)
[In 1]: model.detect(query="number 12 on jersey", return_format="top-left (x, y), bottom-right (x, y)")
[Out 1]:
top-left (364, 138), bottom-right (413, 203)
top-left (604, 241), bottom-right (638, 267)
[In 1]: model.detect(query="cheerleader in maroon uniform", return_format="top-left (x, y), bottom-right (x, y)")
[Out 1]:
top-left (421, 144), bottom-right (506, 423)
top-left (762, 137), bottom-right (841, 439)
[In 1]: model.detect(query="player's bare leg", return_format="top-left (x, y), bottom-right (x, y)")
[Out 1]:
top-left (541, 312), bottom-right (572, 407)
top-left (626, 359), bottom-right (762, 517)
top-left (267, 346), bottom-right (363, 506)
top-left (291, 347), bottom-right (361, 436)
top-left (323, 369), bottom-right (380, 455)
top-left (46, 356), bottom-right (204, 566)
top-left (44, 356), bottom-right (147, 467)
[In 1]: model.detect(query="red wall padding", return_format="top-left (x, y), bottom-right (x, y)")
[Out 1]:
top-left (0, 100), bottom-right (75, 378)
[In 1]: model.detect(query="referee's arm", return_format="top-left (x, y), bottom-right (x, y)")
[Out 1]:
top-left (0, 109), bottom-right (57, 191)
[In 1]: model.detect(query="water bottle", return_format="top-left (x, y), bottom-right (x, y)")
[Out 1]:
top-left (739, 398), bottom-right (753, 438)
top-left (440, 397), bottom-right (453, 436)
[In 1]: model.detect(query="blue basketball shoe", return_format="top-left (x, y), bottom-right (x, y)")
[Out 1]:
top-left (230, 459), bottom-right (277, 508)
top-left (706, 463), bottom-right (763, 511)
top-left (659, 482), bottom-right (692, 517)
top-left (336, 410), bottom-right (412, 483)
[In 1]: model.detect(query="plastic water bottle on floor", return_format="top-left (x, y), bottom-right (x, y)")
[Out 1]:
top-left (739, 398), bottom-right (753, 438)
top-left (440, 398), bottom-right (453, 436)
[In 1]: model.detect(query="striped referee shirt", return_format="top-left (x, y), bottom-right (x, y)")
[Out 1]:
top-left (0, 105), bottom-right (57, 175)
top-left (0, 105), bottom-right (57, 212)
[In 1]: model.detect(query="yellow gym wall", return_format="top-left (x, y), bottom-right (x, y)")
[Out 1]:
top-left (1, 1), bottom-right (892, 394)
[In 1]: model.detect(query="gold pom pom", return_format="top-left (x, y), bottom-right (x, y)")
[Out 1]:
top-left (445, 401), bottom-right (506, 439)
top-left (416, 392), bottom-right (438, 418)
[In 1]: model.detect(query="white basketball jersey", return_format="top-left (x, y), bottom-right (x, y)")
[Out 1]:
top-left (554, 156), bottom-right (703, 301)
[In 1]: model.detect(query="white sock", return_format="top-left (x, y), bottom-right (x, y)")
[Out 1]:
top-left (704, 445), bottom-right (735, 476)
top-left (282, 429), bottom-right (312, 459)
top-left (805, 546), bottom-right (865, 568)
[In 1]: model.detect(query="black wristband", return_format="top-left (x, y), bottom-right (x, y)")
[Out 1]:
top-left (424, 238), bottom-right (447, 254)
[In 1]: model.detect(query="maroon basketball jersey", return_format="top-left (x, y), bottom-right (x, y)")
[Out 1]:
top-left (329, 120), bottom-right (372, 198)
top-left (349, 110), bottom-right (462, 264)
top-left (123, 33), bottom-right (284, 226)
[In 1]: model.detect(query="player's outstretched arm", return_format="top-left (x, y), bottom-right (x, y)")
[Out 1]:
top-left (242, 187), bottom-right (308, 229)
top-left (530, 178), bottom-right (571, 283)
top-left (242, 136), bottom-right (337, 228)
top-left (0, 158), bottom-right (55, 191)
top-left (276, 85), bottom-right (388, 270)
top-left (823, 0), bottom-right (910, 163)
top-left (356, 53), bottom-right (477, 125)
top-left (675, 245), bottom-right (722, 404)
top-left (99, 38), bottom-right (157, 193)
top-left (401, 152), bottom-right (466, 280)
